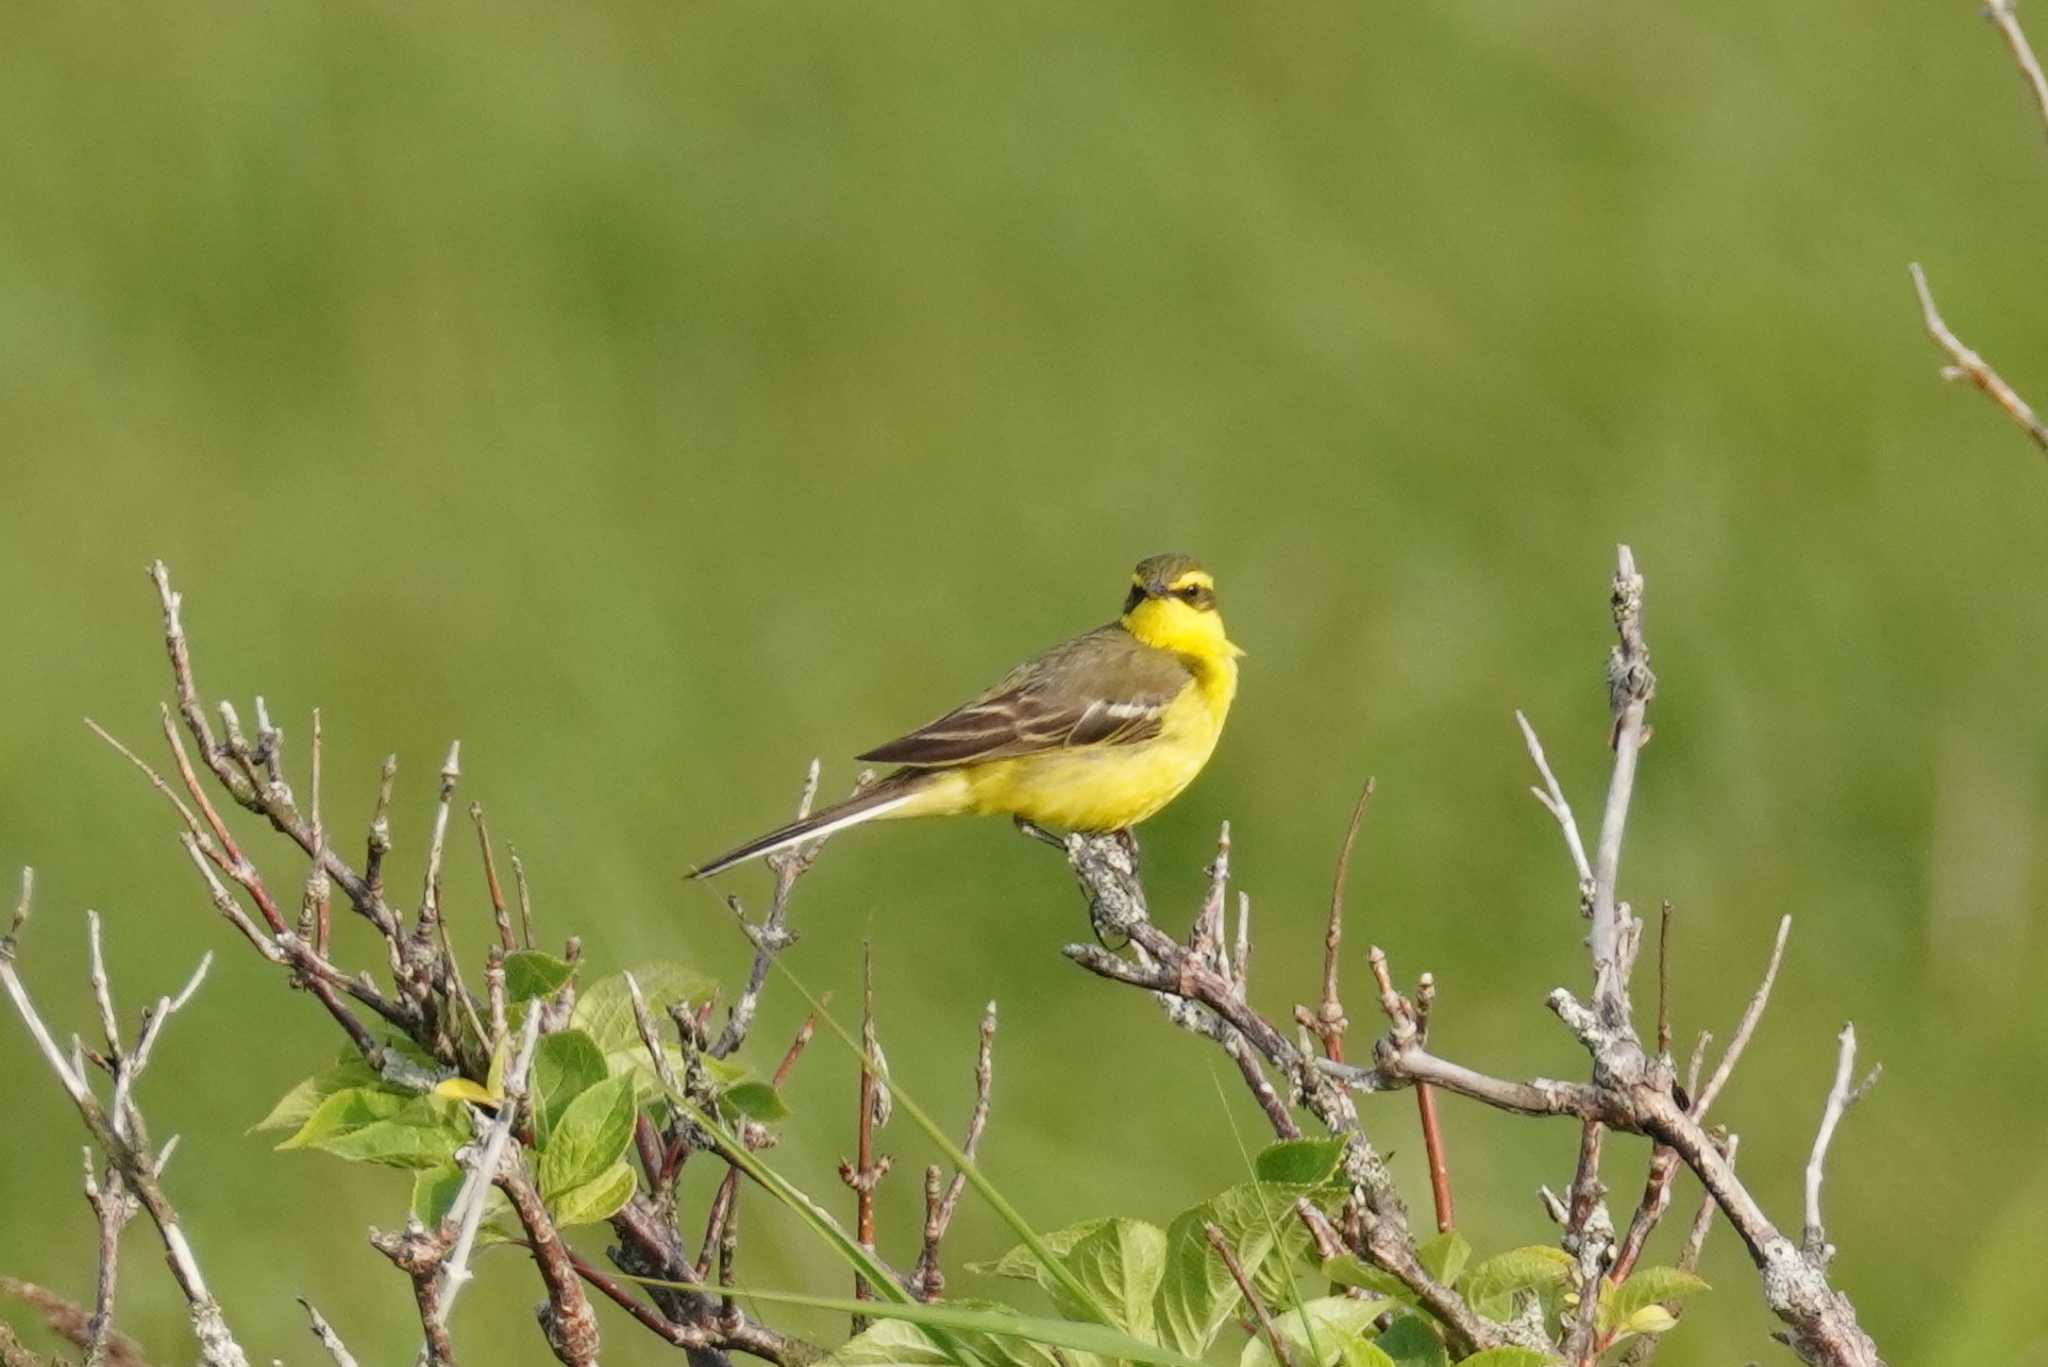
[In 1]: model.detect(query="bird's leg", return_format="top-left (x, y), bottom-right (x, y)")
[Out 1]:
top-left (1012, 816), bottom-right (1066, 848)
top-left (1114, 828), bottom-right (1140, 864)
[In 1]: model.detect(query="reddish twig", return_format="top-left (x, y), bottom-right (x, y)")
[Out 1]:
top-left (839, 943), bottom-right (892, 1325)
top-left (469, 803), bottom-right (515, 953)
top-left (1204, 1223), bottom-right (1295, 1367)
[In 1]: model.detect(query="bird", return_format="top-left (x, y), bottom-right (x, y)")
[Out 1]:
top-left (688, 553), bottom-right (1243, 878)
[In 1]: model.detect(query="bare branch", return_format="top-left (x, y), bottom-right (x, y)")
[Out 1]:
top-left (435, 1005), bottom-right (544, 1325)
top-left (1204, 1223), bottom-right (1294, 1367)
top-left (912, 1000), bottom-right (998, 1300)
top-left (470, 803), bottom-right (515, 952)
top-left (1988, 0), bottom-right (2048, 143)
top-left (298, 1299), bottom-right (360, 1367)
top-left (1515, 710), bottom-right (1595, 902)
top-left (1694, 914), bottom-right (1792, 1116)
top-left (1803, 1025), bottom-right (1881, 1265)
top-left (713, 761), bottom-right (825, 1059)
top-left (839, 942), bottom-right (892, 1326)
top-left (1908, 263), bottom-right (2048, 452)
top-left (0, 887), bottom-right (248, 1367)
top-left (1590, 544), bottom-right (1655, 1015)
top-left (1300, 780), bottom-right (1371, 1063)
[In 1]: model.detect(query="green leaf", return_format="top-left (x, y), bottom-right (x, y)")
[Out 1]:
top-left (1597, 1267), bottom-right (1708, 1336)
top-left (276, 1086), bottom-right (409, 1150)
top-left (1063, 1218), bottom-right (1169, 1338)
top-left (721, 1286), bottom-right (1206, 1367)
top-left (549, 1159), bottom-right (638, 1228)
top-left (572, 964), bottom-right (715, 1051)
top-left (1458, 1247), bottom-right (1572, 1319)
top-left (1341, 1343), bottom-right (1398, 1367)
top-left (1155, 1183), bottom-right (1322, 1356)
top-left (723, 1079), bottom-right (791, 1122)
top-left (1374, 1313), bottom-right (1447, 1367)
top-left (1452, 1351), bottom-right (1558, 1366)
top-left (1623, 1305), bottom-right (1678, 1335)
top-left (251, 1055), bottom-right (383, 1133)
top-left (502, 950), bottom-right (576, 1003)
top-left (1323, 1256), bottom-right (1418, 1305)
top-left (537, 1075), bottom-right (637, 1198)
top-left (1254, 1139), bottom-right (1347, 1188)
top-left (1415, 1231), bottom-right (1471, 1289)
top-left (530, 1028), bottom-right (607, 1146)
top-left (968, 1220), bottom-right (1103, 1283)
top-left (825, 1315), bottom-right (957, 1367)
top-left (1241, 1295), bottom-right (1390, 1367)
top-left (971, 1217), bottom-right (1167, 1339)
top-left (288, 1092), bottom-right (470, 1169)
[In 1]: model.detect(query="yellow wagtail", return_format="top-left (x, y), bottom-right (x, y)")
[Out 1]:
top-left (689, 553), bottom-right (1243, 877)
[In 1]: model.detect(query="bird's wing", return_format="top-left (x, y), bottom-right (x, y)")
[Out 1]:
top-left (856, 625), bottom-right (1194, 767)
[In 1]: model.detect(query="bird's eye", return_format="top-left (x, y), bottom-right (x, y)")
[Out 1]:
top-left (1180, 585), bottom-right (1203, 602)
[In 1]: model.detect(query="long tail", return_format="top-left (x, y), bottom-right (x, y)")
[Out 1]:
top-left (687, 771), bottom-right (926, 878)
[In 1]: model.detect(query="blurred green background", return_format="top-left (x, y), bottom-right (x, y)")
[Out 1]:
top-left (3, 1), bottom-right (2044, 1362)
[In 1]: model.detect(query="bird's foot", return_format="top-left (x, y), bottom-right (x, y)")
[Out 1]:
top-left (1114, 828), bottom-right (1140, 863)
top-left (1013, 816), bottom-right (1067, 849)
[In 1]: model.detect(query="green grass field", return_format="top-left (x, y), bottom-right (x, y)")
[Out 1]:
top-left (3, 3), bottom-right (2046, 1362)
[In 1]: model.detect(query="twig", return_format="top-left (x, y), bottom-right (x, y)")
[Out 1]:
top-left (912, 1000), bottom-right (998, 1299)
top-left (1908, 263), bottom-right (2048, 452)
top-left (298, 1299), bottom-right (361, 1367)
top-left (1366, 948), bottom-right (1455, 1234)
top-left (1654, 902), bottom-right (1673, 1059)
top-left (1614, 910), bottom-right (1787, 1282)
top-left (434, 1006), bottom-right (544, 1325)
top-left (470, 804), bottom-right (516, 952)
top-left (1988, 0), bottom-right (2048, 143)
top-left (771, 1003), bottom-right (823, 1086)
top-left (1618, 1134), bottom-right (1738, 1367)
top-left (497, 1169), bottom-right (601, 1365)
top-left (308, 711), bottom-right (336, 954)
top-left (509, 846), bottom-right (535, 949)
top-left (0, 878), bottom-right (249, 1367)
top-left (1204, 1223), bottom-right (1294, 1367)
top-left (1059, 848), bottom-right (1493, 1355)
top-left (83, 1149), bottom-right (138, 1367)
top-left (1803, 1025), bottom-right (1881, 1266)
top-left (840, 941), bottom-right (892, 1325)
top-left (1694, 915), bottom-right (1792, 1116)
top-left (1515, 710), bottom-right (1595, 907)
top-left (1304, 781), bottom-right (1370, 1062)
top-left (1591, 544), bottom-right (1654, 1016)
top-left (713, 761), bottom-right (823, 1059)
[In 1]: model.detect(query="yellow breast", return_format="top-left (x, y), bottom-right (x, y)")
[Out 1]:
top-left (959, 652), bottom-right (1238, 831)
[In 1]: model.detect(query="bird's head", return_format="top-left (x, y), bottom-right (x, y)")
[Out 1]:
top-left (1120, 553), bottom-right (1244, 659)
